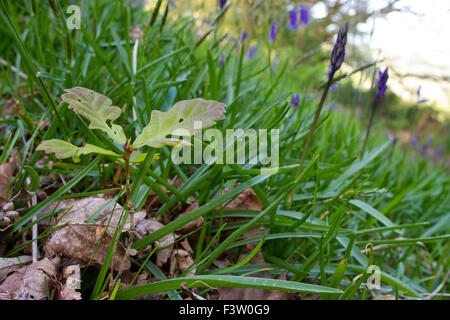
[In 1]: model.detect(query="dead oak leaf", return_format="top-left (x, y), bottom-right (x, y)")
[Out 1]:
top-left (135, 218), bottom-right (177, 266)
top-left (0, 257), bottom-right (59, 300)
top-left (43, 196), bottom-right (131, 271)
top-left (58, 265), bottom-right (81, 300)
top-left (0, 255), bottom-right (33, 282)
top-left (0, 150), bottom-right (17, 206)
top-left (169, 249), bottom-right (195, 278)
top-left (176, 202), bottom-right (203, 234)
top-left (221, 185), bottom-right (263, 211)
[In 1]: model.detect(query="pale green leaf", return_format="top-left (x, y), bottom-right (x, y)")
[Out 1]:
top-left (79, 144), bottom-right (121, 157)
top-left (129, 151), bottom-right (160, 163)
top-left (132, 98), bottom-right (226, 148)
top-left (36, 139), bottom-right (78, 159)
top-left (61, 87), bottom-right (126, 144)
top-left (37, 139), bottom-right (120, 162)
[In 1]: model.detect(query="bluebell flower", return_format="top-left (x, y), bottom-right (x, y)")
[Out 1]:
top-left (247, 45), bottom-right (257, 59)
top-left (300, 4), bottom-right (309, 25)
top-left (433, 145), bottom-right (444, 161)
top-left (169, 0), bottom-right (177, 9)
top-left (392, 133), bottom-right (398, 146)
top-left (240, 30), bottom-right (248, 43)
top-left (417, 86), bottom-right (428, 104)
top-left (329, 101), bottom-right (336, 111)
top-left (269, 22), bottom-right (278, 41)
top-left (330, 83), bottom-right (338, 91)
top-left (328, 22), bottom-right (349, 80)
top-left (375, 68), bottom-right (389, 102)
top-left (291, 94), bottom-right (300, 107)
top-left (201, 19), bottom-right (212, 27)
top-left (232, 34), bottom-right (246, 49)
top-left (219, 53), bottom-right (225, 68)
top-left (420, 136), bottom-right (432, 156)
top-left (410, 132), bottom-right (418, 148)
top-left (286, 8), bottom-right (299, 30)
top-left (219, 0), bottom-right (226, 10)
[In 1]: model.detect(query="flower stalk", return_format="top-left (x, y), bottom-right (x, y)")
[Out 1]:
top-left (287, 23), bottom-right (349, 207)
top-left (360, 67), bottom-right (389, 158)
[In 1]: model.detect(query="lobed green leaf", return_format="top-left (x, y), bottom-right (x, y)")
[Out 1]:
top-left (61, 87), bottom-right (126, 144)
top-left (132, 98), bottom-right (226, 148)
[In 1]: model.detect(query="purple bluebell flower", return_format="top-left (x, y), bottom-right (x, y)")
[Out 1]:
top-left (232, 36), bottom-right (239, 49)
top-left (329, 101), bottom-right (336, 112)
top-left (169, 0), bottom-right (177, 9)
top-left (219, 0), bottom-right (226, 10)
top-left (286, 8), bottom-right (299, 30)
top-left (269, 22), bottom-right (278, 41)
top-left (219, 53), bottom-right (225, 68)
top-left (410, 132), bottom-right (418, 148)
top-left (392, 133), bottom-right (398, 146)
top-left (416, 85), bottom-right (428, 104)
top-left (432, 145), bottom-right (444, 161)
top-left (330, 83), bottom-right (338, 91)
top-left (247, 45), bottom-right (257, 59)
top-left (416, 86), bottom-right (428, 104)
top-left (201, 19), bottom-right (212, 27)
top-left (291, 94), bottom-right (300, 107)
top-left (328, 22), bottom-right (349, 80)
top-left (375, 68), bottom-right (389, 102)
top-left (240, 30), bottom-right (248, 43)
top-left (300, 4), bottom-right (309, 25)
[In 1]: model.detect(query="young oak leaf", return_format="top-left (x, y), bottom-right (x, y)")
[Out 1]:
top-left (132, 98), bottom-right (226, 148)
top-left (37, 139), bottom-right (120, 162)
top-left (129, 150), bottom-right (160, 164)
top-left (61, 87), bottom-right (126, 145)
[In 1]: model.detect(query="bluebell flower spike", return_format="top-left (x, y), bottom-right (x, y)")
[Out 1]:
top-left (286, 8), bottom-right (299, 30)
top-left (376, 68), bottom-right (389, 102)
top-left (219, 0), bottom-right (226, 10)
top-left (328, 22), bottom-right (349, 80)
top-left (269, 22), bottom-right (278, 41)
top-left (291, 94), bottom-right (300, 108)
top-left (300, 4), bottom-right (309, 25)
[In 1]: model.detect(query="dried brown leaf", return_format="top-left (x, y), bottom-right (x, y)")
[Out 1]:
top-left (135, 218), bottom-right (177, 266)
top-left (43, 197), bottom-right (131, 270)
top-left (59, 265), bottom-right (81, 300)
top-left (0, 150), bottom-right (17, 205)
top-left (223, 187), bottom-right (263, 211)
top-left (0, 257), bottom-right (59, 300)
top-left (169, 249), bottom-right (195, 278)
top-left (176, 202), bottom-right (203, 234)
top-left (0, 256), bottom-right (33, 282)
